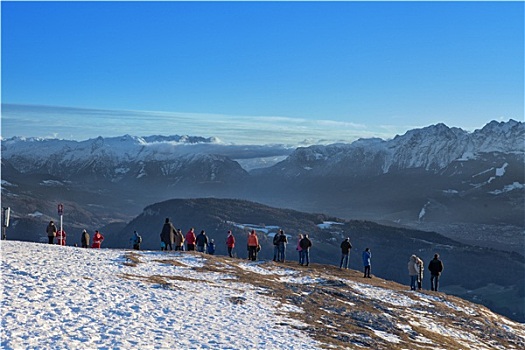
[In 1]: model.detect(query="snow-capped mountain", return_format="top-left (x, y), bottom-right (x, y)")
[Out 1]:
top-left (257, 119), bottom-right (524, 177)
top-left (1, 119), bottom-right (523, 249)
top-left (1, 134), bottom-right (250, 183)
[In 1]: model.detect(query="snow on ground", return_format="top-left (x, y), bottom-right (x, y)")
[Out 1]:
top-left (317, 221), bottom-right (344, 229)
top-left (2, 241), bottom-right (525, 349)
top-left (1, 241), bottom-right (322, 349)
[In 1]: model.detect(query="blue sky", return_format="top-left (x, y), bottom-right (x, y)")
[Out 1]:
top-left (1, 1), bottom-right (523, 144)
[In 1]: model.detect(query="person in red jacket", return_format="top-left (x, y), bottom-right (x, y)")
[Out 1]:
top-left (56, 230), bottom-right (66, 246)
top-left (226, 230), bottom-right (235, 258)
top-left (247, 230), bottom-right (259, 261)
top-left (185, 228), bottom-right (196, 251)
top-left (92, 230), bottom-right (104, 248)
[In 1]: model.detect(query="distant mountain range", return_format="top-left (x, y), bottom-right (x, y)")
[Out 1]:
top-left (2, 119), bottom-right (523, 233)
top-left (1, 119), bottom-right (524, 321)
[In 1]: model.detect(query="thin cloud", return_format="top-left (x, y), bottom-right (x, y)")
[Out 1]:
top-left (2, 104), bottom-right (403, 146)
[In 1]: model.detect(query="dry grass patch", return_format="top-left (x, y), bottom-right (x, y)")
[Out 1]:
top-left (123, 251), bottom-right (143, 267)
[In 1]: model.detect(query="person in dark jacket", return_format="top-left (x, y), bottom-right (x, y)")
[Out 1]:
top-left (428, 253), bottom-right (444, 291)
top-left (362, 248), bottom-right (372, 278)
top-left (196, 230), bottom-right (208, 252)
top-left (272, 231), bottom-right (280, 261)
top-left (278, 230), bottom-right (288, 262)
top-left (81, 229), bottom-right (90, 248)
top-left (299, 234), bottom-right (312, 266)
top-left (46, 221), bottom-right (57, 245)
top-left (160, 218), bottom-right (175, 251)
top-left (131, 231), bottom-right (142, 250)
top-left (340, 238), bottom-right (352, 269)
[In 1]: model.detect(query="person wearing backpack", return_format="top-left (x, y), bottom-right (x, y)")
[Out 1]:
top-left (272, 231), bottom-right (281, 262)
top-left (277, 230), bottom-right (288, 262)
top-left (131, 231), bottom-right (142, 250)
top-left (299, 234), bottom-right (312, 266)
top-left (247, 230), bottom-right (259, 261)
top-left (340, 237), bottom-right (352, 269)
top-left (46, 221), bottom-right (57, 245)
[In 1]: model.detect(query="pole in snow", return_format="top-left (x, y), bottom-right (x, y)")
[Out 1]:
top-left (2, 207), bottom-right (10, 240)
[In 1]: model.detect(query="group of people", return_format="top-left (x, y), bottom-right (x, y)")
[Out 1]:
top-left (46, 221), bottom-right (104, 248)
top-left (158, 218), bottom-right (217, 255)
top-left (339, 237), bottom-right (371, 278)
top-left (339, 237), bottom-right (444, 291)
top-left (409, 253), bottom-right (444, 291)
top-left (46, 218), bottom-right (444, 291)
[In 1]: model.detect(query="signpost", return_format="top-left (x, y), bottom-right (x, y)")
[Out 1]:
top-left (57, 204), bottom-right (64, 245)
top-left (2, 207), bottom-right (10, 240)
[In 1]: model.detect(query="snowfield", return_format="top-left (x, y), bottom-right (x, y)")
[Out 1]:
top-left (2, 240), bottom-right (525, 350)
top-left (1, 241), bottom-right (320, 349)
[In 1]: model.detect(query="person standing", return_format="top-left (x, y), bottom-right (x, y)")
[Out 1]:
top-left (272, 231), bottom-right (280, 261)
top-left (428, 253), bottom-right (444, 291)
top-left (56, 229), bottom-right (66, 246)
top-left (185, 228), bottom-right (196, 251)
top-left (408, 254), bottom-right (423, 290)
top-left (247, 230), bottom-right (259, 261)
top-left (92, 230), bottom-right (104, 249)
top-left (207, 239), bottom-right (216, 255)
top-left (362, 248), bottom-right (372, 278)
top-left (131, 231), bottom-right (142, 250)
top-left (339, 237), bottom-right (352, 269)
top-left (81, 229), bottom-right (90, 248)
top-left (46, 221), bottom-right (57, 245)
top-left (160, 218), bottom-right (175, 251)
top-left (174, 229), bottom-right (184, 251)
top-left (299, 234), bottom-right (312, 266)
top-left (226, 230), bottom-right (235, 257)
top-left (196, 230), bottom-right (208, 253)
top-left (278, 230), bottom-right (288, 262)
top-left (416, 256), bottom-right (424, 290)
top-left (296, 234), bottom-right (303, 264)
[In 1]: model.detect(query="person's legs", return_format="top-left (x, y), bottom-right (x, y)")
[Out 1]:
top-left (364, 265), bottom-right (369, 277)
top-left (273, 245), bottom-right (279, 261)
top-left (304, 249), bottom-right (309, 266)
top-left (340, 254), bottom-right (348, 269)
top-left (431, 275), bottom-right (439, 291)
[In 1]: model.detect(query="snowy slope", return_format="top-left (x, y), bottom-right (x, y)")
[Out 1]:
top-left (1, 241), bottom-right (319, 349)
top-left (2, 241), bottom-right (524, 349)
